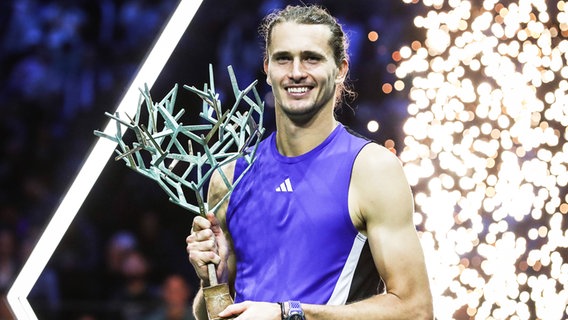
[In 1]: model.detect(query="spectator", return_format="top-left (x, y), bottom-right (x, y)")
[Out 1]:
top-left (103, 231), bottom-right (138, 296)
top-left (109, 249), bottom-right (160, 320)
top-left (145, 274), bottom-right (195, 320)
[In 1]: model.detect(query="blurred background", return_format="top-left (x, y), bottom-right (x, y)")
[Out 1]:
top-left (1, 0), bottom-right (568, 319)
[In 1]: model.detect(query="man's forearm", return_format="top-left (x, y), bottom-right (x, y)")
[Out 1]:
top-left (302, 293), bottom-right (433, 320)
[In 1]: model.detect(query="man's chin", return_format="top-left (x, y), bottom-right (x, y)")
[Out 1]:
top-left (281, 103), bottom-right (322, 124)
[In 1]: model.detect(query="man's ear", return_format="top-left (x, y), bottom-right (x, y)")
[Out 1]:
top-left (335, 59), bottom-right (349, 84)
top-left (263, 59), bottom-right (272, 86)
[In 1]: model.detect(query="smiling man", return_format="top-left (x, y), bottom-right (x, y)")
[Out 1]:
top-left (267, 21), bottom-right (345, 124)
top-left (186, 5), bottom-right (434, 320)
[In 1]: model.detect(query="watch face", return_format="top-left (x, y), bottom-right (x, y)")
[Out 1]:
top-left (289, 315), bottom-right (304, 320)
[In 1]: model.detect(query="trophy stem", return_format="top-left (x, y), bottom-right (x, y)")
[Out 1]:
top-left (204, 263), bottom-right (234, 319)
top-left (208, 263), bottom-right (218, 286)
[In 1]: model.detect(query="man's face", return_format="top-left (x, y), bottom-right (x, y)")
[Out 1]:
top-left (264, 22), bottom-right (347, 122)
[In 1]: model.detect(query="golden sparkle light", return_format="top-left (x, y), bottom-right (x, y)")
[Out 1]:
top-left (396, 0), bottom-right (568, 319)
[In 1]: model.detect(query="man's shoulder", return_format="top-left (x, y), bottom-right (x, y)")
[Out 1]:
top-left (352, 142), bottom-right (413, 224)
top-left (356, 142), bottom-right (401, 171)
top-left (352, 143), bottom-right (410, 206)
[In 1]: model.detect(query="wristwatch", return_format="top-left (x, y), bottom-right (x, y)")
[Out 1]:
top-left (280, 301), bottom-right (305, 320)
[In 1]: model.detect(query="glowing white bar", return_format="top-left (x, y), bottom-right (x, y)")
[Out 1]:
top-left (6, 0), bottom-right (204, 318)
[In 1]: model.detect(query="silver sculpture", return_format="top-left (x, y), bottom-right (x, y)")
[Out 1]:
top-left (95, 65), bottom-right (265, 320)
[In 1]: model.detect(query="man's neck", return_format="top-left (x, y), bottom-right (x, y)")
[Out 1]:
top-left (275, 112), bottom-right (339, 157)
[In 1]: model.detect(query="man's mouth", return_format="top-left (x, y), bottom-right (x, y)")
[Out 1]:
top-left (287, 86), bottom-right (312, 94)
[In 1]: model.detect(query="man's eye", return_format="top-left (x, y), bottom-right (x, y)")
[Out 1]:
top-left (276, 56), bottom-right (291, 62)
top-left (305, 56), bottom-right (321, 63)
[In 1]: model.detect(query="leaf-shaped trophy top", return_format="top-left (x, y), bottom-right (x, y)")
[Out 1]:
top-left (94, 65), bottom-right (265, 216)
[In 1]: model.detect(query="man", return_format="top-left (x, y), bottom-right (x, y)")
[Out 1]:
top-left (186, 5), bottom-right (433, 320)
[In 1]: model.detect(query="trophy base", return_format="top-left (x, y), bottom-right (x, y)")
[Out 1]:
top-left (203, 283), bottom-right (235, 320)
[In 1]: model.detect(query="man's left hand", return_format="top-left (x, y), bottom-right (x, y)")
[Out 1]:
top-left (218, 301), bottom-right (281, 320)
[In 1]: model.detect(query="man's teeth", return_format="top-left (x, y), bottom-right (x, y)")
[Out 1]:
top-left (287, 87), bottom-right (309, 93)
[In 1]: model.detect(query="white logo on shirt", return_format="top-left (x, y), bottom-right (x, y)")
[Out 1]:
top-left (275, 178), bottom-right (293, 192)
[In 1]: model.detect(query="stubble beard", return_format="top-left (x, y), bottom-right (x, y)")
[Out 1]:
top-left (277, 86), bottom-right (337, 126)
top-left (278, 99), bottom-right (328, 126)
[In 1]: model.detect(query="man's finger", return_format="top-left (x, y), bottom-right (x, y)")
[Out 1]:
top-left (192, 215), bottom-right (211, 232)
top-left (218, 302), bottom-right (246, 318)
top-left (189, 250), bottom-right (221, 266)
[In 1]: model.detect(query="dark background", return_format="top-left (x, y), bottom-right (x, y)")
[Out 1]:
top-left (0, 0), bottom-right (418, 319)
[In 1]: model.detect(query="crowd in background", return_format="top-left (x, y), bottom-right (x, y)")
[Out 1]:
top-left (0, 0), bottom-right (415, 318)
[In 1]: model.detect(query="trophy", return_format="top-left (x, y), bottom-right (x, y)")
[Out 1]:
top-left (94, 65), bottom-right (265, 319)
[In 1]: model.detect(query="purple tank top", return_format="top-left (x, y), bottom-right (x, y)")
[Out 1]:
top-left (226, 125), bottom-right (382, 304)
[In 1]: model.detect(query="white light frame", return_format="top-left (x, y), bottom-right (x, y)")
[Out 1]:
top-left (6, 0), bottom-right (204, 318)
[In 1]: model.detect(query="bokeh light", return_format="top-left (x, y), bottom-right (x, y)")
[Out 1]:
top-left (367, 120), bottom-right (380, 133)
top-left (368, 30), bottom-right (380, 42)
top-left (396, 1), bottom-right (568, 319)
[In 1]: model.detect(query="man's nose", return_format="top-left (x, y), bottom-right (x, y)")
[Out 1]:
top-left (289, 59), bottom-right (306, 81)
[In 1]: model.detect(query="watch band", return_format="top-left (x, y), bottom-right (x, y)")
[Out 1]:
top-left (280, 300), bottom-right (305, 320)
top-left (278, 302), bottom-right (285, 320)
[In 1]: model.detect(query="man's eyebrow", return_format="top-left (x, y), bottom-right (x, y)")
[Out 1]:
top-left (271, 51), bottom-right (290, 58)
top-left (270, 50), bottom-right (326, 58)
top-left (301, 50), bottom-right (325, 58)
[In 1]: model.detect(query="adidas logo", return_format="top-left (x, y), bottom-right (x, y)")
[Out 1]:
top-left (275, 178), bottom-right (293, 192)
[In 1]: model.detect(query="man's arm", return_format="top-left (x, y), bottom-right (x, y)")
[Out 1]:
top-left (187, 163), bottom-right (237, 320)
top-left (302, 143), bottom-right (433, 319)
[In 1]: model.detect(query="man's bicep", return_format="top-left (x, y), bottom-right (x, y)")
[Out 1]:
top-left (365, 180), bottom-right (424, 298)
top-left (355, 144), bottom-right (429, 297)
top-left (367, 221), bottom-right (429, 297)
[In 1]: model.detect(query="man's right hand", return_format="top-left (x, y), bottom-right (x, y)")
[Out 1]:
top-left (186, 212), bottom-right (229, 285)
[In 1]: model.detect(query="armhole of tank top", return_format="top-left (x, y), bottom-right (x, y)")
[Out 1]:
top-left (232, 157), bottom-right (247, 183)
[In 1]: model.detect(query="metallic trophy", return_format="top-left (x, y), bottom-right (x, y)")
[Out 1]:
top-left (95, 65), bottom-right (264, 320)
